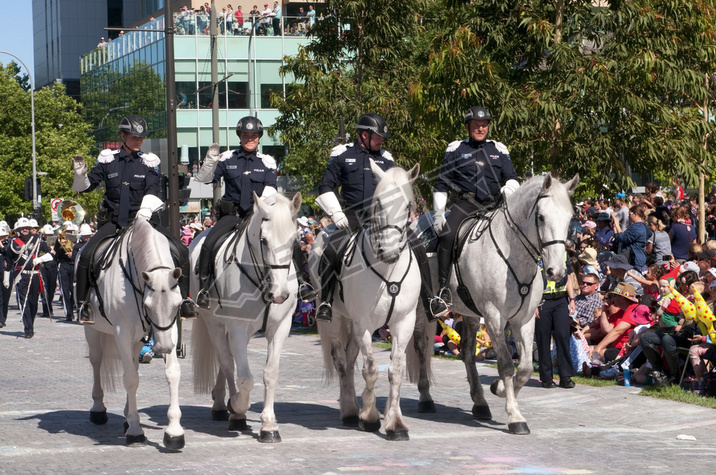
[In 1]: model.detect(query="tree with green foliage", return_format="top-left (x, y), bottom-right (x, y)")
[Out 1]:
top-left (0, 63), bottom-right (100, 223)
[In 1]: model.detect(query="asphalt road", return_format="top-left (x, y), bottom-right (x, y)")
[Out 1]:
top-left (1, 298), bottom-right (715, 474)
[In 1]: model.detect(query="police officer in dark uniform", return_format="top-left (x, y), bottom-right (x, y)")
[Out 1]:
top-left (314, 113), bottom-right (445, 322)
top-left (194, 116), bottom-right (278, 308)
top-left (8, 217), bottom-right (54, 338)
top-left (72, 115), bottom-right (197, 323)
top-left (431, 106), bottom-right (520, 317)
top-left (0, 223), bottom-right (11, 328)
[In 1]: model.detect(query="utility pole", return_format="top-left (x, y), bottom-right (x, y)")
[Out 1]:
top-left (699, 73), bottom-right (710, 243)
top-left (210, 0), bottom-right (221, 204)
top-left (165, 0), bottom-right (179, 237)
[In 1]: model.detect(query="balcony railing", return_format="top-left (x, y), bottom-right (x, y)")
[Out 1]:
top-left (173, 13), bottom-right (316, 37)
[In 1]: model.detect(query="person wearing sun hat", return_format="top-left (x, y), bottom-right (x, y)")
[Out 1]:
top-left (603, 253), bottom-right (643, 296)
top-left (578, 247), bottom-right (600, 280)
top-left (590, 282), bottom-right (640, 363)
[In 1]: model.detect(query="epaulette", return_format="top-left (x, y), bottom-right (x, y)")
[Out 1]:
top-left (97, 149), bottom-right (116, 163)
top-left (140, 152), bottom-right (161, 168)
top-left (330, 143), bottom-right (351, 157)
top-left (219, 150), bottom-right (234, 162)
top-left (487, 140), bottom-right (510, 155)
top-left (445, 140), bottom-right (464, 153)
top-left (257, 152), bottom-right (277, 170)
top-left (380, 150), bottom-right (394, 162)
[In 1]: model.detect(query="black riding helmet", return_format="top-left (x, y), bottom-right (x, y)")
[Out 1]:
top-left (118, 115), bottom-right (149, 137)
top-left (355, 113), bottom-right (391, 139)
top-left (463, 106), bottom-right (492, 124)
top-left (236, 116), bottom-right (264, 137)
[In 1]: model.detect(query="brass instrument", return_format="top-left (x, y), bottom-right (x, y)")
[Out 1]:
top-left (55, 200), bottom-right (85, 253)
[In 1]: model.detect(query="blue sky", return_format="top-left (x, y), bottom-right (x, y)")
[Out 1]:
top-left (0, 1), bottom-right (34, 79)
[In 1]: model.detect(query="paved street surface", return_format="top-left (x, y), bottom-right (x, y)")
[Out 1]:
top-left (1, 298), bottom-right (715, 474)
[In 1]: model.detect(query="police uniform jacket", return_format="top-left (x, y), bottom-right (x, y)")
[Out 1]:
top-left (212, 148), bottom-right (277, 214)
top-left (83, 148), bottom-right (160, 217)
top-left (318, 143), bottom-right (395, 212)
top-left (8, 235), bottom-right (51, 273)
top-left (435, 138), bottom-right (518, 201)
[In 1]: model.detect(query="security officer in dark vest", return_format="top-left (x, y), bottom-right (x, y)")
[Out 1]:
top-left (0, 223), bottom-right (11, 328)
top-left (431, 106), bottom-right (520, 318)
top-left (8, 217), bottom-right (54, 338)
top-left (314, 113), bottom-right (445, 322)
top-left (194, 116), bottom-right (278, 309)
top-left (72, 115), bottom-right (197, 323)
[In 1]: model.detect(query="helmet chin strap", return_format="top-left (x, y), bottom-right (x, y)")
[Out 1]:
top-left (358, 131), bottom-right (380, 153)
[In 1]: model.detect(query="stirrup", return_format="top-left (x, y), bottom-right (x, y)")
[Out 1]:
top-left (78, 302), bottom-right (94, 324)
top-left (196, 289), bottom-right (211, 309)
top-left (298, 282), bottom-right (318, 303)
top-left (180, 298), bottom-right (198, 319)
top-left (316, 302), bottom-right (332, 322)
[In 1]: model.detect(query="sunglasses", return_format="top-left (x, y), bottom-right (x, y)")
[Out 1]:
top-left (581, 281), bottom-right (598, 286)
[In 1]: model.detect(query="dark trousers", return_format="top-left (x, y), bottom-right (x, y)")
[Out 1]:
top-left (0, 275), bottom-right (10, 325)
top-left (40, 264), bottom-right (57, 317)
top-left (57, 261), bottom-right (75, 319)
top-left (198, 214), bottom-right (241, 290)
top-left (437, 199), bottom-right (481, 288)
top-left (640, 331), bottom-right (690, 378)
top-left (535, 297), bottom-right (574, 381)
top-left (16, 273), bottom-right (40, 336)
top-left (273, 17), bottom-right (281, 35)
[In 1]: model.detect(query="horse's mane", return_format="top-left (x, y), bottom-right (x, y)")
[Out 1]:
top-left (261, 194), bottom-right (297, 240)
top-left (372, 167), bottom-right (415, 209)
top-left (510, 174), bottom-right (573, 215)
top-left (131, 218), bottom-right (168, 274)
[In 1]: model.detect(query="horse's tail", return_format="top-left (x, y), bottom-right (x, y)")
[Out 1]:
top-left (191, 316), bottom-right (218, 394)
top-left (406, 312), bottom-right (436, 385)
top-left (99, 333), bottom-right (122, 393)
top-left (318, 315), bottom-right (350, 384)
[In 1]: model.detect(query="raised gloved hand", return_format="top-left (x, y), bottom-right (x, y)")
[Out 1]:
top-left (195, 143), bottom-right (222, 183)
top-left (72, 154), bottom-right (90, 192)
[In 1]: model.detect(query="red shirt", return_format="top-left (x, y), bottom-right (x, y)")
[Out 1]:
top-left (611, 303), bottom-right (638, 349)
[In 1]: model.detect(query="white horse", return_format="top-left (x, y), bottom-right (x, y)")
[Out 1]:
top-left (191, 192), bottom-right (301, 443)
top-left (81, 217), bottom-right (185, 449)
top-left (309, 162), bottom-right (422, 441)
top-left (438, 173), bottom-right (578, 435)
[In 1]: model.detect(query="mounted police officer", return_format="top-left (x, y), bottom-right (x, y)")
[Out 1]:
top-left (431, 106), bottom-right (520, 317)
top-left (194, 116), bottom-right (279, 309)
top-left (314, 113), bottom-right (446, 322)
top-left (72, 115), bottom-right (197, 324)
top-left (8, 217), bottom-right (54, 338)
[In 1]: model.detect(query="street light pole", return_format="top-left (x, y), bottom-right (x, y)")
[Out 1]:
top-left (0, 51), bottom-right (37, 218)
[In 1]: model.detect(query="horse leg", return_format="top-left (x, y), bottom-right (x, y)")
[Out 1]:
top-left (162, 327), bottom-right (185, 450)
top-left (485, 314), bottom-right (529, 435)
top-left (325, 317), bottom-right (360, 426)
top-left (412, 312), bottom-right (436, 413)
top-left (383, 314), bottom-right (415, 441)
top-left (227, 327), bottom-right (252, 432)
top-left (118, 336), bottom-right (146, 446)
top-left (356, 326), bottom-right (381, 433)
top-left (210, 368), bottom-right (229, 420)
top-left (511, 315), bottom-right (536, 396)
top-left (461, 316), bottom-right (492, 421)
top-left (258, 313), bottom-right (292, 443)
top-left (85, 328), bottom-right (108, 425)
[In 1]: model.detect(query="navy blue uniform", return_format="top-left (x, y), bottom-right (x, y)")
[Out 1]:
top-left (213, 148), bottom-right (277, 215)
top-left (319, 143), bottom-right (395, 216)
top-left (40, 237), bottom-right (58, 319)
top-left (9, 235), bottom-right (51, 337)
top-left (0, 241), bottom-right (11, 327)
top-left (54, 239), bottom-right (75, 320)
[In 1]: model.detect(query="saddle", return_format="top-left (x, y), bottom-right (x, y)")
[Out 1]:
top-left (92, 226), bottom-right (132, 282)
top-left (318, 226), bottom-right (361, 303)
top-left (198, 216), bottom-right (251, 282)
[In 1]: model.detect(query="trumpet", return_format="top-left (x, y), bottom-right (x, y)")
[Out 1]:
top-left (55, 200), bottom-right (85, 254)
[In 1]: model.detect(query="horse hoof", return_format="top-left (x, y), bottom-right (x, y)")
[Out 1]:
top-left (386, 430), bottom-right (409, 441)
top-left (259, 430), bottom-right (282, 443)
top-left (472, 404), bottom-right (492, 420)
top-left (211, 409), bottom-right (229, 421)
top-left (228, 418), bottom-right (248, 431)
top-left (359, 419), bottom-right (381, 432)
top-left (490, 380), bottom-right (500, 396)
top-left (89, 410), bottom-right (108, 425)
top-left (342, 415), bottom-right (359, 427)
top-left (163, 433), bottom-right (186, 450)
top-left (417, 400), bottom-right (437, 413)
top-left (126, 433), bottom-right (147, 446)
top-left (508, 422), bottom-right (531, 435)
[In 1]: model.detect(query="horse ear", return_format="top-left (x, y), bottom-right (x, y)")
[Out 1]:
top-left (542, 173), bottom-right (553, 192)
top-left (407, 163), bottom-right (420, 182)
top-left (564, 174), bottom-right (580, 195)
top-left (370, 159), bottom-right (386, 180)
top-left (254, 192), bottom-right (268, 214)
top-left (291, 192), bottom-right (302, 214)
top-left (172, 268), bottom-right (182, 280)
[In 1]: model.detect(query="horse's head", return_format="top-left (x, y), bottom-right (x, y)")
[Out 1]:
top-left (369, 161), bottom-right (419, 264)
top-left (253, 191), bottom-right (302, 304)
top-left (520, 173), bottom-right (579, 282)
top-left (141, 266), bottom-right (183, 354)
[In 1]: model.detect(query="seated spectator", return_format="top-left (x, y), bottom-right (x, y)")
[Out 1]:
top-left (594, 212), bottom-right (614, 252)
top-left (574, 272), bottom-right (602, 328)
top-left (646, 215), bottom-right (672, 264)
top-left (603, 254), bottom-right (643, 296)
top-left (626, 263), bottom-right (665, 300)
top-left (589, 282), bottom-right (640, 362)
top-left (578, 248), bottom-right (601, 282)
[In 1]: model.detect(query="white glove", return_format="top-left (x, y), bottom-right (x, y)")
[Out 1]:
top-left (3, 271), bottom-right (9, 289)
top-left (500, 179), bottom-right (520, 198)
top-left (137, 194), bottom-right (164, 220)
top-left (432, 191), bottom-right (448, 235)
top-left (72, 154), bottom-right (90, 192)
top-left (315, 192), bottom-right (349, 230)
top-left (35, 253), bottom-right (54, 265)
top-left (195, 143), bottom-right (221, 183)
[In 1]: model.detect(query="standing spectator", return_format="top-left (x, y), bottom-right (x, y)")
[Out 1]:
top-left (97, 37), bottom-right (107, 48)
top-left (234, 6), bottom-right (244, 34)
top-left (8, 218), bottom-right (53, 338)
top-left (672, 176), bottom-right (686, 201)
top-left (594, 212), bottom-right (614, 252)
top-left (225, 5), bottom-right (234, 35)
top-left (271, 1), bottom-right (282, 36)
top-left (261, 3), bottom-right (272, 34)
top-left (645, 215), bottom-right (672, 264)
top-left (0, 224), bottom-right (11, 328)
top-left (612, 205), bottom-right (651, 272)
top-left (614, 193), bottom-right (630, 230)
top-left (669, 206), bottom-right (697, 261)
top-left (307, 4), bottom-right (316, 29)
top-left (535, 253), bottom-right (577, 389)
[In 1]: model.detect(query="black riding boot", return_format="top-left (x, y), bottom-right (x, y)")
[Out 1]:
top-left (410, 232), bottom-right (445, 321)
top-left (316, 255), bottom-right (336, 322)
top-left (293, 241), bottom-right (316, 302)
top-left (430, 243), bottom-right (453, 318)
top-left (75, 259), bottom-right (94, 324)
